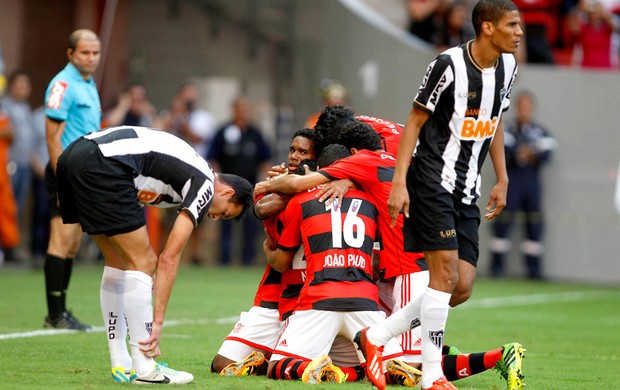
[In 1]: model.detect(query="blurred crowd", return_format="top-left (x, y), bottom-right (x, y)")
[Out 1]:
top-left (405, 0), bottom-right (620, 68)
top-left (0, 76), bottom-right (273, 267)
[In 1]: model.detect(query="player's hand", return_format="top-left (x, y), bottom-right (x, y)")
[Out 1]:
top-left (387, 182), bottom-right (409, 227)
top-left (267, 162), bottom-right (287, 180)
top-left (138, 322), bottom-right (163, 359)
top-left (316, 179), bottom-right (351, 206)
top-left (484, 181), bottom-right (508, 220)
top-left (254, 180), bottom-right (270, 198)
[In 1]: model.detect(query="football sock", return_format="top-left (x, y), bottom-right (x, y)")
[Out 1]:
top-left (442, 348), bottom-right (503, 380)
top-left (44, 254), bottom-right (65, 319)
top-left (101, 266), bottom-right (131, 369)
top-left (124, 270), bottom-right (155, 376)
top-left (420, 287), bottom-right (451, 389)
top-left (268, 358), bottom-right (309, 380)
top-left (367, 293), bottom-right (423, 346)
top-left (340, 365), bottom-right (365, 382)
top-left (61, 257), bottom-right (73, 311)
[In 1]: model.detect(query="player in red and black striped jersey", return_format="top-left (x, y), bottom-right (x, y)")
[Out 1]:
top-left (211, 129), bottom-right (316, 376)
top-left (264, 181), bottom-right (407, 383)
top-left (313, 105), bottom-right (404, 157)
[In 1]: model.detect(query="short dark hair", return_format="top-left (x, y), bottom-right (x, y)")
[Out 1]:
top-left (314, 105), bottom-right (356, 155)
top-left (292, 128), bottom-right (316, 143)
top-left (472, 0), bottom-right (519, 36)
top-left (339, 121), bottom-right (382, 152)
top-left (218, 173), bottom-right (253, 221)
top-left (318, 144), bottom-right (351, 167)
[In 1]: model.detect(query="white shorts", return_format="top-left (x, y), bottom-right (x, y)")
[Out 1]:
top-left (391, 271), bottom-right (430, 363)
top-left (271, 309), bottom-right (403, 368)
top-left (377, 279), bottom-right (395, 316)
top-left (217, 306), bottom-right (283, 362)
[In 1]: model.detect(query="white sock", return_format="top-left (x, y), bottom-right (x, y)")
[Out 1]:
top-left (420, 287), bottom-right (451, 388)
top-left (124, 270), bottom-right (156, 376)
top-left (100, 266), bottom-right (131, 369)
top-left (367, 293), bottom-right (423, 346)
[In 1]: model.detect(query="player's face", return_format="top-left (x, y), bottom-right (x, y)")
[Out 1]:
top-left (68, 38), bottom-right (101, 77)
top-left (490, 10), bottom-right (523, 54)
top-left (287, 136), bottom-right (315, 173)
top-left (206, 195), bottom-right (244, 221)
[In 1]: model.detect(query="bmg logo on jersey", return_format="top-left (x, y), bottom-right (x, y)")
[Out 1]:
top-left (460, 116), bottom-right (498, 140)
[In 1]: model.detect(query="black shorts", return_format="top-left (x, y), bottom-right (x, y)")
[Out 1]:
top-left (402, 167), bottom-right (481, 266)
top-left (56, 138), bottom-right (146, 236)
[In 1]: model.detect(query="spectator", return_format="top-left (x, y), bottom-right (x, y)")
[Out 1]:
top-left (490, 91), bottom-right (557, 279)
top-left (513, 0), bottom-right (559, 64)
top-left (157, 82), bottom-right (217, 157)
top-left (0, 106), bottom-right (20, 263)
top-left (406, 0), bottom-right (443, 44)
top-left (304, 79), bottom-right (348, 128)
top-left (103, 82), bottom-right (156, 127)
top-left (568, 0), bottom-right (619, 68)
top-left (3, 70), bottom-right (35, 221)
top-left (207, 96), bottom-right (272, 266)
top-left (435, 1), bottom-right (476, 51)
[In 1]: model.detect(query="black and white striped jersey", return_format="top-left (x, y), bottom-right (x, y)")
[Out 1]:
top-left (84, 126), bottom-right (215, 225)
top-left (413, 40), bottom-right (518, 205)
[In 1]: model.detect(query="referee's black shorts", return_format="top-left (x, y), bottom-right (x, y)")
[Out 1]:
top-left (56, 138), bottom-right (146, 236)
top-left (402, 166), bottom-right (481, 267)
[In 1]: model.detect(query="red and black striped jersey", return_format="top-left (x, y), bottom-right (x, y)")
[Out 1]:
top-left (252, 194), bottom-right (282, 309)
top-left (357, 115), bottom-right (403, 156)
top-left (318, 150), bottom-right (425, 280)
top-left (278, 187), bottom-right (379, 312)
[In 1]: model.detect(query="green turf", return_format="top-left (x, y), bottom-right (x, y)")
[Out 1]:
top-left (0, 264), bottom-right (618, 389)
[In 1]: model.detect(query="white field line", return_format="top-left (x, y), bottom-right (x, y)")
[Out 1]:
top-left (459, 290), bottom-right (620, 309)
top-left (1, 290), bottom-right (618, 340)
top-left (0, 316), bottom-right (239, 341)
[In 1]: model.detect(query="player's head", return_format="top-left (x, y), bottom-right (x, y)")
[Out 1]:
top-left (208, 173), bottom-right (253, 221)
top-left (67, 29), bottom-right (101, 77)
top-left (472, 0), bottom-right (522, 53)
top-left (318, 144), bottom-right (351, 168)
top-left (288, 128), bottom-right (316, 173)
top-left (338, 120), bottom-right (382, 153)
top-left (314, 105), bottom-right (356, 155)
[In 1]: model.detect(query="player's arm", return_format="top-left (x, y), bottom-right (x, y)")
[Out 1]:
top-left (254, 193), bottom-right (291, 219)
top-left (46, 117), bottom-right (66, 174)
top-left (387, 106), bottom-right (428, 226)
top-left (254, 171), bottom-right (329, 197)
top-left (485, 118), bottom-right (509, 221)
top-left (264, 245), bottom-right (295, 273)
top-left (141, 211), bottom-right (194, 358)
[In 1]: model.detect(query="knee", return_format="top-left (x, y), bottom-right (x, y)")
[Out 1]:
top-left (449, 287), bottom-right (472, 307)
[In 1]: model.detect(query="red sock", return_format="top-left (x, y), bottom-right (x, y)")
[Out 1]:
top-left (442, 348), bottom-right (503, 381)
top-left (339, 366), bottom-right (365, 382)
top-left (268, 358), bottom-right (309, 380)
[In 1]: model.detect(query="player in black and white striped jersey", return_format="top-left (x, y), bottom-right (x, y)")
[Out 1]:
top-left (55, 126), bottom-right (252, 384)
top-left (355, 1), bottom-right (525, 389)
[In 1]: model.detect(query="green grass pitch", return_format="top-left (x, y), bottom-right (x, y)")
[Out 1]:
top-left (0, 264), bottom-right (618, 389)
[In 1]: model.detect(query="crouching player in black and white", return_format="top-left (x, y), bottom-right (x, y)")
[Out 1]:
top-left (55, 126), bottom-right (252, 384)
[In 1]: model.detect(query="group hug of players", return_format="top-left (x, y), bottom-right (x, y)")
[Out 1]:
top-left (209, 105), bottom-right (525, 389)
